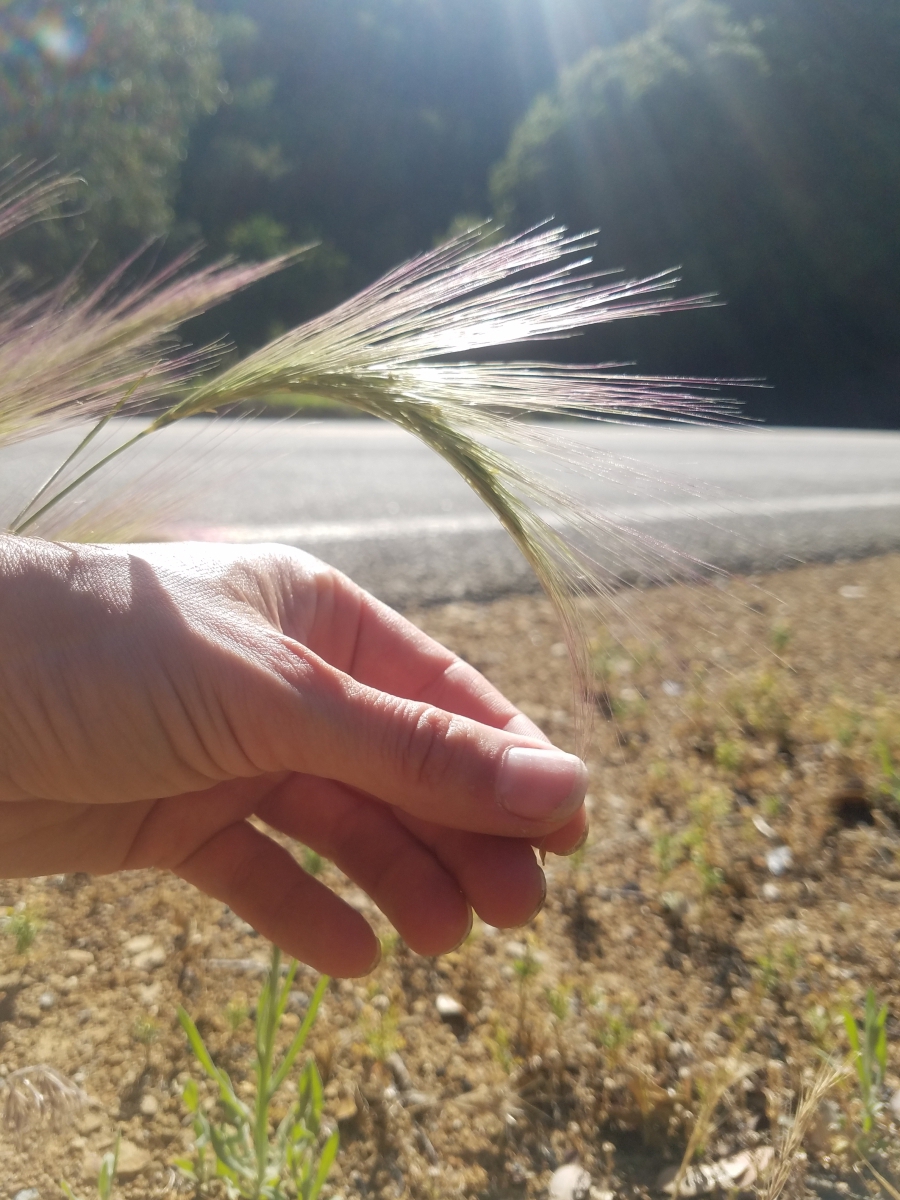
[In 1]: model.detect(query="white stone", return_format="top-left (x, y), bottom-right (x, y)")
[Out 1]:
top-left (124, 934), bottom-right (155, 955)
top-left (752, 816), bottom-right (777, 840)
top-left (62, 949), bottom-right (95, 971)
top-left (549, 1163), bottom-right (591, 1200)
top-left (139, 1093), bottom-right (159, 1117)
top-left (435, 993), bottom-right (465, 1018)
top-left (132, 946), bottom-right (166, 972)
top-left (761, 882), bottom-right (782, 901)
top-left (115, 1140), bottom-right (151, 1180)
top-left (766, 845), bottom-right (793, 876)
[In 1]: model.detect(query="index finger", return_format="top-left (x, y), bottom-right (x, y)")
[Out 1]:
top-left (302, 562), bottom-right (552, 740)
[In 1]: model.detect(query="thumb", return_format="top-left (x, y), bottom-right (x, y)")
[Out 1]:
top-left (252, 641), bottom-right (588, 837)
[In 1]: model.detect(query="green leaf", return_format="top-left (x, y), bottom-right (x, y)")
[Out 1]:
top-left (271, 975), bottom-right (329, 1094)
top-left (296, 1059), bottom-right (312, 1110)
top-left (844, 1008), bottom-right (861, 1056)
top-left (179, 1005), bottom-right (250, 1124)
top-left (97, 1132), bottom-right (121, 1200)
top-left (98, 1160), bottom-right (112, 1200)
top-left (877, 1020), bottom-right (888, 1078)
top-left (308, 1129), bottom-right (340, 1200)
top-left (183, 1077), bottom-right (200, 1113)
top-left (59, 1182), bottom-right (79, 1200)
top-left (274, 957), bottom-right (300, 1026)
top-left (308, 1062), bottom-right (324, 1121)
top-left (178, 1006), bottom-right (223, 1082)
top-left (273, 1102), bottom-right (300, 1159)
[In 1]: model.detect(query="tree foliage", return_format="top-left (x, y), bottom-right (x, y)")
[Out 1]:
top-left (0, 0), bottom-right (222, 276)
top-left (0, 0), bottom-right (897, 422)
top-left (491, 0), bottom-right (900, 409)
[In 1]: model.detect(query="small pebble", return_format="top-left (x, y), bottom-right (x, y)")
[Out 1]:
top-left (62, 948), bottom-right (95, 972)
top-left (766, 845), bottom-right (793, 875)
top-left (38, 991), bottom-right (55, 1010)
top-left (839, 585), bottom-right (866, 599)
top-left (890, 1088), bottom-right (900, 1121)
top-left (761, 882), bottom-right (782, 901)
top-left (752, 815), bottom-right (777, 840)
top-left (548, 1163), bottom-right (591, 1200)
top-left (139, 1093), bottom-right (159, 1117)
top-left (435, 993), bottom-right (465, 1019)
top-left (132, 946), bottom-right (166, 972)
top-left (79, 1112), bottom-right (102, 1135)
top-left (115, 1139), bottom-right (151, 1180)
top-left (123, 934), bottom-right (155, 955)
top-left (14, 1189), bottom-right (40, 1200)
top-left (661, 679), bottom-right (683, 696)
top-left (667, 1040), bottom-right (695, 1062)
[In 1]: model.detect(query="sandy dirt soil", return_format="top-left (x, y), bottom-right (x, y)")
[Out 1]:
top-left (3, 553), bottom-right (900, 1200)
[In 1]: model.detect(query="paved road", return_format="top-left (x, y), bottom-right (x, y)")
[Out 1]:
top-left (2, 418), bottom-right (899, 606)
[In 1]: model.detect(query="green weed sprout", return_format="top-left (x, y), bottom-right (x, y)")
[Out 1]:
top-left (175, 945), bottom-right (337, 1200)
top-left (132, 1015), bottom-right (161, 1070)
top-left (301, 848), bottom-right (324, 878)
top-left (545, 985), bottom-right (572, 1025)
top-left (593, 1007), bottom-right (634, 1067)
top-left (762, 793), bottom-right (783, 819)
top-left (843, 987), bottom-right (888, 1145)
top-left (755, 944), bottom-right (798, 995)
top-left (362, 1003), bottom-right (403, 1064)
top-left (512, 944), bottom-right (542, 1047)
top-left (691, 853), bottom-right (725, 898)
top-left (225, 996), bottom-right (251, 1035)
top-left (713, 737), bottom-right (745, 775)
top-left (488, 1022), bottom-right (515, 1075)
top-left (2, 906), bottom-right (42, 956)
top-left (61, 1133), bottom-right (120, 1200)
top-left (770, 622), bottom-right (791, 655)
top-left (653, 831), bottom-right (685, 877)
top-left (874, 740), bottom-right (900, 806)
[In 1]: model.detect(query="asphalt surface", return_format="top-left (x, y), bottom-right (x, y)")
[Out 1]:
top-left (2, 418), bottom-right (899, 606)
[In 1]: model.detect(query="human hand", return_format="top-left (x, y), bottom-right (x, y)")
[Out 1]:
top-left (0, 537), bottom-right (587, 975)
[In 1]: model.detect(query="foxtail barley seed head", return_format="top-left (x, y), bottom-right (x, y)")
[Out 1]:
top-left (1, 172), bottom-right (746, 743)
top-left (2, 1064), bottom-right (86, 1147)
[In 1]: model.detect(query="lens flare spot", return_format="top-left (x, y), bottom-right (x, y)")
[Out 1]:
top-left (31, 15), bottom-right (87, 65)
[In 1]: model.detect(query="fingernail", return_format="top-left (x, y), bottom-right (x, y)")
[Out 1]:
top-left (366, 941), bottom-right (383, 974)
top-left (563, 824), bottom-right (590, 857)
top-left (497, 747), bottom-right (588, 821)
top-left (537, 819), bottom-right (590, 859)
top-left (523, 869), bottom-right (547, 924)
top-left (447, 907), bottom-right (474, 953)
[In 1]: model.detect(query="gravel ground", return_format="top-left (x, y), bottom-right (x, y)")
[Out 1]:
top-left (4, 554), bottom-right (900, 1199)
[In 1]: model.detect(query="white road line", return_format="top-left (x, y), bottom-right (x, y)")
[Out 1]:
top-left (170, 490), bottom-right (900, 544)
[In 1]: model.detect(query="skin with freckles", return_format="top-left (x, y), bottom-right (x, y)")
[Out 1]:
top-left (0, 536), bottom-right (588, 976)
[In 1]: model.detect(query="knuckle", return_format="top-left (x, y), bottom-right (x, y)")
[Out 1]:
top-left (399, 703), bottom-right (467, 793)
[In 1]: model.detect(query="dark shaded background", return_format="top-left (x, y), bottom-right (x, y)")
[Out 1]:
top-left (1, 0), bottom-right (898, 427)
